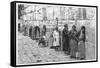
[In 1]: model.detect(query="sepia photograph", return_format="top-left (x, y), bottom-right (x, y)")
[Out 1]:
top-left (12, 1), bottom-right (97, 66)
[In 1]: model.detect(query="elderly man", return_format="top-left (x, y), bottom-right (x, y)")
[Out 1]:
top-left (62, 24), bottom-right (70, 55)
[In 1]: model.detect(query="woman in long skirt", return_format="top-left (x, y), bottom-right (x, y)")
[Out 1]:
top-left (78, 26), bottom-right (86, 60)
top-left (69, 25), bottom-right (78, 58)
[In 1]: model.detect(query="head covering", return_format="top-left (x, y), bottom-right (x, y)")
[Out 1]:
top-left (81, 26), bottom-right (86, 30)
top-left (72, 25), bottom-right (76, 29)
top-left (64, 24), bottom-right (68, 28)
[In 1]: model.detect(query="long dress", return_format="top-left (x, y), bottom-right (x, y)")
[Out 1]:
top-left (41, 25), bottom-right (46, 36)
top-left (69, 30), bottom-right (78, 58)
top-left (18, 23), bottom-right (20, 32)
top-left (78, 30), bottom-right (86, 59)
top-left (62, 28), bottom-right (69, 52)
top-left (53, 30), bottom-right (60, 47)
top-left (49, 32), bottom-right (54, 47)
top-left (25, 24), bottom-right (30, 36)
top-left (34, 26), bottom-right (40, 40)
top-left (29, 26), bottom-right (32, 38)
top-left (23, 25), bottom-right (27, 36)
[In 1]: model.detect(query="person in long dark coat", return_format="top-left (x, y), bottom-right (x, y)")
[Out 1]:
top-left (23, 24), bottom-right (28, 36)
top-left (41, 25), bottom-right (47, 36)
top-left (34, 26), bottom-right (40, 40)
top-left (62, 24), bottom-right (70, 54)
top-left (69, 25), bottom-right (78, 58)
top-left (29, 26), bottom-right (33, 38)
top-left (18, 23), bottom-right (20, 32)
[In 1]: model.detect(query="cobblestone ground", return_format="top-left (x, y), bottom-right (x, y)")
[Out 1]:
top-left (17, 32), bottom-right (96, 64)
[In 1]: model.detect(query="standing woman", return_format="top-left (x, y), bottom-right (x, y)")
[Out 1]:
top-left (78, 26), bottom-right (86, 60)
top-left (69, 25), bottom-right (78, 58)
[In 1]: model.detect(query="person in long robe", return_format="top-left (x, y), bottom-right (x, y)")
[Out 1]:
top-left (62, 24), bottom-right (70, 55)
top-left (34, 26), bottom-right (40, 40)
top-left (23, 24), bottom-right (28, 36)
top-left (18, 23), bottom-right (20, 32)
top-left (78, 26), bottom-right (86, 60)
top-left (41, 25), bottom-right (47, 36)
top-left (21, 24), bottom-right (26, 34)
top-left (53, 27), bottom-right (60, 51)
top-left (29, 26), bottom-right (32, 39)
top-left (69, 25), bottom-right (78, 58)
top-left (26, 23), bottom-right (31, 37)
top-left (49, 31), bottom-right (54, 48)
top-left (31, 26), bottom-right (35, 40)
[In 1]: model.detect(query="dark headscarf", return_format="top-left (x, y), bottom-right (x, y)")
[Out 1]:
top-left (64, 24), bottom-right (68, 28)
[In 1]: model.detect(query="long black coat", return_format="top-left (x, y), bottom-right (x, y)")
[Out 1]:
top-left (62, 28), bottom-right (69, 51)
top-left (34, 26), bottom-right (40, 40)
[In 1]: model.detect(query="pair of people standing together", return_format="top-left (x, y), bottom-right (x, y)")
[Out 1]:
top-left (62, 24), bottom-right (86, 60)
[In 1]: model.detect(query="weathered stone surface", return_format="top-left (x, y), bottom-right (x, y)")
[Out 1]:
top-left (17, 32), bottom-right (96, 64)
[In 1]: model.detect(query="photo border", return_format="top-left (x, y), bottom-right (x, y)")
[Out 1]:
top-left (10, 1), bottom-right (98, 67)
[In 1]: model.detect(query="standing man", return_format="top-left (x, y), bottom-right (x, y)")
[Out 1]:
top-left (52, 17), bottom-right (60, 50)
top-left (41, 25), bottom-right (47, 37)
top-left (62, 24), bottom-right (70, 55)
top-left (53, 27), bottom-right (60, 51)
top-left (69, 25), bottom-right (78, 58)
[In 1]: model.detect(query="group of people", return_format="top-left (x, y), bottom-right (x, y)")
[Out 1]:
top-left (18, 21), bottom-right (86, 60)
top-left (51, 24), bottom-right (86, 60)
